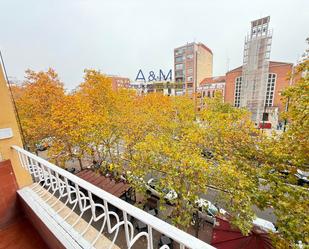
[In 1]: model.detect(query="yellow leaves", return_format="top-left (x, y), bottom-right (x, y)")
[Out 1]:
top-left (258, 62), bottom-right (309, 246)
top-left (16, 67), bottom-right (309, 245)
top-left (14, 68), bottom-right (65, 149)
top-left (277, 61), bottom-right (309, 171)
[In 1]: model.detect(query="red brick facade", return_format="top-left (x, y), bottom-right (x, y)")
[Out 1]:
top-left (224, 66), bottom-right (242, 105)
top-left (269, 62), bottom-right (293, 111)
top-left (224, 61), bottom-right (293, 112)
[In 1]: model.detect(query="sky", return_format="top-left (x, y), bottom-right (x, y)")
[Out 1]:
top-left (0, 0), bottom-right (308, 90)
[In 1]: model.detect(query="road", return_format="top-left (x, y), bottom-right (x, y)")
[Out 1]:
top-left (38, 150), bottom-right (277, 223)
top-left (201, 187), bottom-right (276, 223)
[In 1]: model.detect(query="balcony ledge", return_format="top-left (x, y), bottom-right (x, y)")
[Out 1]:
top-left (13, 145), bottom-right (215, 249)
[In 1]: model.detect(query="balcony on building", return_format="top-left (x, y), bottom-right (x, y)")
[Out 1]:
top-left (0, 145), bottom-right (215, 249)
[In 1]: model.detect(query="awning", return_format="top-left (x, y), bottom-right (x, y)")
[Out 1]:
top-left (211, 216), bottom-right (274, 249)
top-left (76, 169), bottom-right (131, 198)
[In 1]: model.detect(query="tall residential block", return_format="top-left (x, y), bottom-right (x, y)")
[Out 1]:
top-left (174, 42), bottom-right (213, 94)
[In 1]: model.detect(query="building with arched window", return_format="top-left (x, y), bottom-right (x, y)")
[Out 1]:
top-left (197, 76), bottom-right (225, 108)
top-left (223, 16), bottom-right (294, 129)
top-left (224, 61), bottom-right (293, 128)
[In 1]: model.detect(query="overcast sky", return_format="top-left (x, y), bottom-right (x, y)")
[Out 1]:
top-left (0, 0), bottom-right (308, 89)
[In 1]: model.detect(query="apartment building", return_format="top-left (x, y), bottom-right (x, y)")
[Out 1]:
top-left (174, 42), bottom-right (213, 94)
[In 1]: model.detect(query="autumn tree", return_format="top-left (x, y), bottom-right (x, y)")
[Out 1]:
top-left (14, 68), bottom-right (65, 151)
top-left (13, 66), bottom-right (308, 248)
top-left (278, 60), bottom-right (309, 171)
top-left (124, 89), bottom-right (308, 248)
top-left (49, 93), bottom-right (95, 169)
top-left (255, 60), bottom-right (309, 247)
top-left (119, 93), bottom-right (177, 161)
top-left (197, 93), bottom-right (262, 233)
top-left (198, 89), bottom-right (308, 247)
top-left (76, 69), bottom-right (125, 171)
top-left (125, 95), bottom-right (208, 227)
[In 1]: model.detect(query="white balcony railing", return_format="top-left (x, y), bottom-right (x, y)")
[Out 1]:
top-left (12, 145), bottom-right (214, 249)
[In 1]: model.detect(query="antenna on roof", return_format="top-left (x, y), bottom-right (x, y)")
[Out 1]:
top-left (226, 56), bottom-right (230, 72)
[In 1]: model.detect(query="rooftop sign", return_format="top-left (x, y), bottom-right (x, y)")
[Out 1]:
top-left (135, 69), bottom-right (172, 82)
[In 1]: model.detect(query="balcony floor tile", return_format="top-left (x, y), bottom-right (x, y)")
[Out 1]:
top-left (0, 217), bottom-right (49, 249)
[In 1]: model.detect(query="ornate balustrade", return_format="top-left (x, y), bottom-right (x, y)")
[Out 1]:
top-left (12, 145), bottom-right (214, 249)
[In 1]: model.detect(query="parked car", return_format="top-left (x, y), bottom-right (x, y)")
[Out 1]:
top-left (295, 169), bottom-right (309, 186)
top-left (195, 198), bottom-right (219, 216)
top-left (201, 148), bottom-right (214, 159)
top-left (269, 168), bottom-right (309, 186)
top-left (35, 137), bottom-right (54, 151)
top-left (194, 198), bottom-right (276, 232)
top-left (146, 178), bottom-right (178, 204)
top-left (192, 198), bottom-right (223, 225)
top-left (252, 217), bottom-right (276, 232)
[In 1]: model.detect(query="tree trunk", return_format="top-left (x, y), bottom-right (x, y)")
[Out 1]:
top-left (78, 158), bottom-right (83, 170)
top-left (194, 211), bottom-right (200, 238)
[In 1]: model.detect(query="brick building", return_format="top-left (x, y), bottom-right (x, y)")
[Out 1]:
top-left (225, 61), bottom-right (293, 127)
top-left (197, 76), bottom-right (225, 109)
top-left (208, 16), bottom-right (294, 129)
top-left (108, 76), bottom-right (130, 90)
top-left (199, 76), bottom-right (226, 98)
top-left (174, 42), bottom-right (213, 95)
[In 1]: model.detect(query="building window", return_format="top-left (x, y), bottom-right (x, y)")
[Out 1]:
top-left (175, 49), bottom-right (184, 56)
top-left (175, 56), bottom-right (184, 63)
top-left (187, 76), bottom-right (193, 82)
top-left (234, 76), bottom-right (242, 107)
top-left (175, 70), bottom-right (183, 77)
top-left (175, 64), bottom-right (183, 70)
top-left (265, 73), bottom-right (276, 107)
top-left (187, 54), bottom-right (193, 59)
top-left (207, 91), bottom-right (210, 97)
top-left (187, 68), bottom-right (193, 74)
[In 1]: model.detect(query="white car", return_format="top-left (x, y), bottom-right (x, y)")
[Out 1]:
top-left (253, 217), bottom-right (276, 232)
top-left (195, 198), bottom-right (276, 232)
top-left (195, 198), bottom-right (220, 216)
top-left (146, 178), bottom-right (178, 202)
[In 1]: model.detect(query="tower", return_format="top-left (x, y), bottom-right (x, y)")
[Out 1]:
top-left (240, 16), bottom-right (272, 123)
